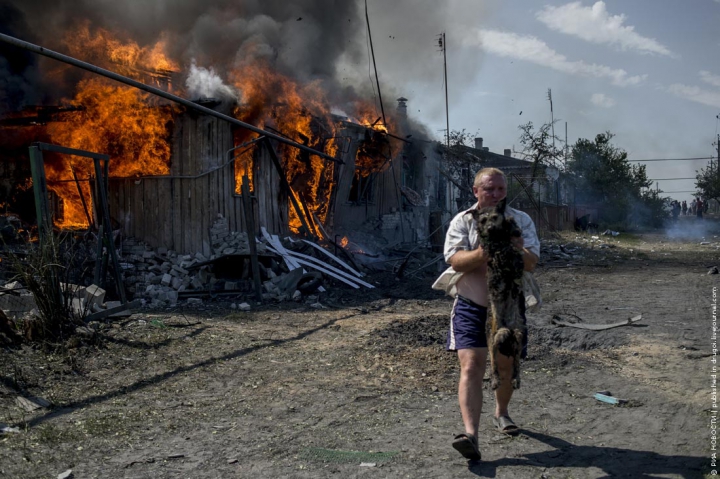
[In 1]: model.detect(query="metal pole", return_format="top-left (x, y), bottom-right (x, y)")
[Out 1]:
top-left (28, 146), bottom-right (52, 245)
top-left (0, 32), bottom-right (341, 165)
top-left (565, 121), bottom-right (568, 169)
top-left (443, 32), bottom-right (450, 151)
top-left (365, 0), bottom-right (387, 129)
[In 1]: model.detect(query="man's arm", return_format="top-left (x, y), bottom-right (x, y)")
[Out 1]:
top-left (511, 236), bottom-right (538, 272)
top-left (448, 247), bottom-right (488, 273)
top-left (522, 249), bottom-right (538, 272)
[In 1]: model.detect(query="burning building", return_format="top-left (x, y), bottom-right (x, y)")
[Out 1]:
top-left (0, 2), bottom-right (443, 257)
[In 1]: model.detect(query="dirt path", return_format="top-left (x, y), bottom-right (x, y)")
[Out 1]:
top-left (0, 231), bottom-right (715, 478)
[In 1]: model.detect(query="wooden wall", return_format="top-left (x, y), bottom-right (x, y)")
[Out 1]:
top-left (108, 111), bottom-right (254, 255)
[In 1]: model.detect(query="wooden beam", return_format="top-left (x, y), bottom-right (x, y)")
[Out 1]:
top-left (70, 164), bottom-right (93, 230)
top-left (263, 140), bottom-right (315, 240)
top-left (241, 175), bottom-right (263, 302)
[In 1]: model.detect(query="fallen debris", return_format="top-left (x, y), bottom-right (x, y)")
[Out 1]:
top-left (0, 423), bottom-right (21, 434)
top-left (594, 392), bottom-right (628, 405)
top-left (15, 395), bottom-right (51, 412)
top-left (551, 314), bottom-right (642, 331)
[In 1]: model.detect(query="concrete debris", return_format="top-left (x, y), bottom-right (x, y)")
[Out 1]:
top-left (110, 216), bottom-right (376, 308)
top-left (57, 470), bottom-right (74, 479)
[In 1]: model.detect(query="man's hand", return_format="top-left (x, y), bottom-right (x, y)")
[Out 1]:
top-left (511, 235), bottom-right (524, 252)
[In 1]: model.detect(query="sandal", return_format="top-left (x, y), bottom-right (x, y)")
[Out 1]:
top-left (493, 415), bottom-right (519, 435)
top-left (452, 433), bottom-right (481, 461)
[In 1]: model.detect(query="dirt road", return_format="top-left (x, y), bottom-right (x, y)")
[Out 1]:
top-left (0, 227), bottom-right (715, 478)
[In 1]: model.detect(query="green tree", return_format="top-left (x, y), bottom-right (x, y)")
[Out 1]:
top-left (696, 164), bottom-right (720, 204)
top-left (517, 121), bottom-right (564, 175)
top-left (568, 132), bottom-right (668, 229)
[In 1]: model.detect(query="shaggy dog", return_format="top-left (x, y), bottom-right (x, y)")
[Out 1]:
top-left (471, 199), bottom-right (525, 390)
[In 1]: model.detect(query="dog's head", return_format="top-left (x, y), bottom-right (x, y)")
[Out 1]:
top-left (471, 199), bottom-right (521, 242)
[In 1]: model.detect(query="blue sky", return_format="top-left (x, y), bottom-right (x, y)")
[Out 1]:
top-left (349, 0), bottom-right (720, 202)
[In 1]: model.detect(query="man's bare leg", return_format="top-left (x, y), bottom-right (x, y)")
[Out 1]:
top-left (457, 347), bottom-right (488, 437)
top-left (493, 353), bottom-right (516, 423)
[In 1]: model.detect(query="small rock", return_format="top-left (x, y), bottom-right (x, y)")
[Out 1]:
top-left (238, 302), bottom-right (251, 311)
top-left (167, 291), bottom-right (179, 306)
top-left (230, 303), bottom-right (237, 310)
top-left (75, 326), bottom-right (94, 338)
top-left (359, 462), bottom-right (376, 467)
top-left (292, 290), bottom-right (302, 301)
top-left (171, 264), bottom-right (189, 275)
top-left (709, 266), bottom-right (719, 275)
top-left (57, 469), bottom-right (73, 479)
top-left (227, 458), bottom-right (238, 464)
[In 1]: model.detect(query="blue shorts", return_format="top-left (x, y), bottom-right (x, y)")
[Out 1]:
top-left (447, 295), bottom-right (528, 358)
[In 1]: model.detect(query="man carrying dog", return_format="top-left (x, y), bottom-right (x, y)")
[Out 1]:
top-left (432, 168), bottom-right (540, 461)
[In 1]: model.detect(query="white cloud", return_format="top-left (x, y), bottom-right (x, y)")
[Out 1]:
top-left (667, 83), bottom-right (720, 108)
top-left (468, 29), bottom-right (647, 87)
top-left (536, 1), bottom-right (674, 57)
top-left (591, 93), bottom-right (616, 108)
top-left (699, 70), bottom-right (720, 88)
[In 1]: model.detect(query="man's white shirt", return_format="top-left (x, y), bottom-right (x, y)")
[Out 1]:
top-left (432, 204), bottom-right (540, 297)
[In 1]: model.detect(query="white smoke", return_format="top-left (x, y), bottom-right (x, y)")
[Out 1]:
top-left (185, 61), bottom-right (238, 101)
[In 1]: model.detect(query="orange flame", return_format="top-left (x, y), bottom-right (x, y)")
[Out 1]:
top-left (229, 61), bottom-right (338, 233)
top-left (40, 25), bottom-right (178, 228)
top-left (46, 78), bottom-right (174, 228)
top-left (63, 22), bottom-right (180, 75)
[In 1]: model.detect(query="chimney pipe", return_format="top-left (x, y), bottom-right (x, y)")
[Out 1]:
top-left (474, 137), bottom-right (483, 149)
top-left (396, 97), bottom-right (408, 119)
top-left (504, 149), bottom-right (512, 157)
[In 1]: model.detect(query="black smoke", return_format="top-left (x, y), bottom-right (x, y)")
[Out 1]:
top-left (1, 1), bottom-right (365, 98)
top-left (0, 2), bottom-right (41, 114)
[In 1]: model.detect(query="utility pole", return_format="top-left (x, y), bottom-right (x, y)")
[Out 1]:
top-left (565, 121), bottom-right (568, 170)
top-left (717, 132), bottom-right (720, 180)
top-left (547, 88), bottom-right (556, 159)
top-left (439, 32), bottom-right (450, 150)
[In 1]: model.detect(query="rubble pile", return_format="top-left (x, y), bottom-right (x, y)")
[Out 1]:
top-left (118, 216), bottom-right (371, 308)
top-left (118, 216), bottom-right (263, 307)
top-left (0, 216), bottom-right (377, 318)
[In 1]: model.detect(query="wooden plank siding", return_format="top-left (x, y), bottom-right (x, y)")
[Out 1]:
top-left (107, 110), bottom-right (276, 254)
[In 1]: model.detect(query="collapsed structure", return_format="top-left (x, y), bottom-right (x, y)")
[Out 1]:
top-left (0, 5), bottom-right (574, 311)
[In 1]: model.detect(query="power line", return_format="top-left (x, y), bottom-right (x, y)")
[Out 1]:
top-left (649, 177), bottom-right (696, 180)
top-left (629, 157), bottom-right (713, 162)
